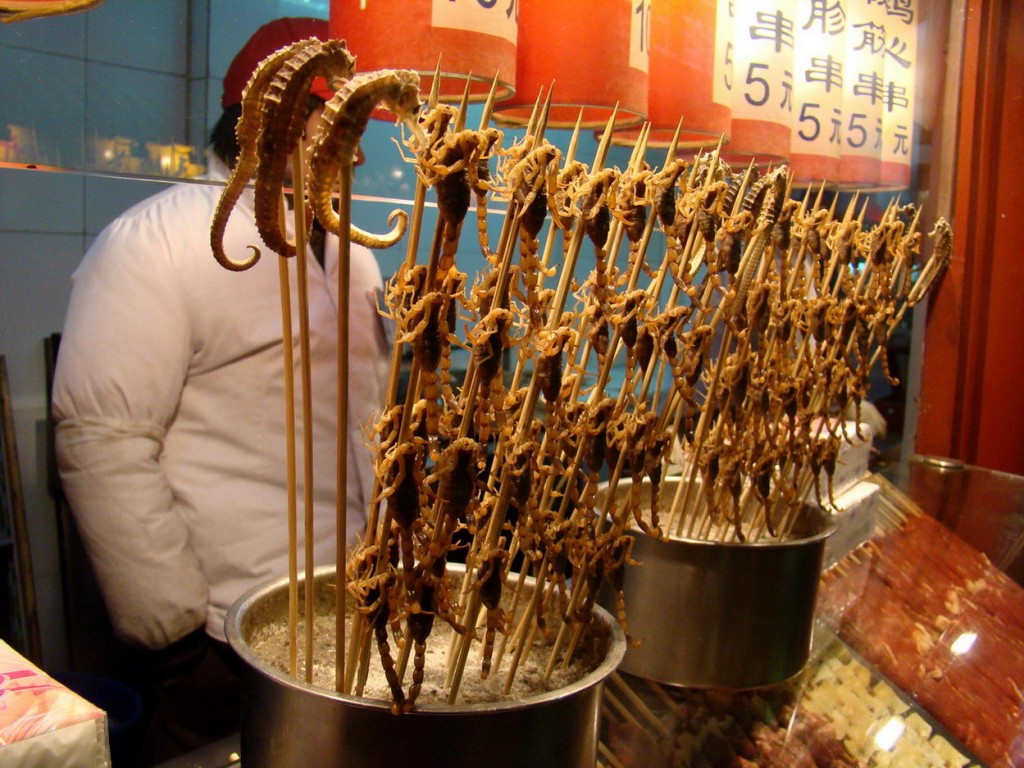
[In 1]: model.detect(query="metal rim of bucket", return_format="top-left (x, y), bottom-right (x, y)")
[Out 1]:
top-left (602, 476), bottom-right (838, 548)
top-left (225, 564), bottom-right (626, 715)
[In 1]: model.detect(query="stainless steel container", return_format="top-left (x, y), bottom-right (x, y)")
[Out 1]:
top-left (599, 477), bottom-right (836, 689)
top-left (226, 565), bottom-right (625, 768)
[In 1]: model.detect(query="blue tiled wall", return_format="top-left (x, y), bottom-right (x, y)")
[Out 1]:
top-left (0, 0), bottom-right (652, 672)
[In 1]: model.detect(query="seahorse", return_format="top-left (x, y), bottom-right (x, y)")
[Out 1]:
top-left (309, 69), bottom-right (424, 241)
top-left (210, 37), bottom-right (322, 272)
top-left (251, 38), bottom-right (356, 261)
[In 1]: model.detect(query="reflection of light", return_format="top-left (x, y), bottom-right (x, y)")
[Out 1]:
top-left (389, 167), bottom-right (403, 181)
top-left (873, 716), bottom-right (905, 752)
top-left (951, 631), bottom-right (978, 655)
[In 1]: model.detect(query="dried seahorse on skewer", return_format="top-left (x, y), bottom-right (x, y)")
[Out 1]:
top-left (211, 36), bottom-right (335, 271)
top-left (1, 0), bottom-right (102, 25)
top-left (309, 69), bottom-right (424, 242)
top-left (906, 218), bottom-right (952, 306)
top-left (251, 39), bottom-right (357, 260)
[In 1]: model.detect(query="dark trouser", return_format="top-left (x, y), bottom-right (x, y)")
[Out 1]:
top-left (140, 629), bottom-right (241, 767)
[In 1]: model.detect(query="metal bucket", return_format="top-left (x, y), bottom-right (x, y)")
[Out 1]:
top-left (226, 565), bottom-right (625, 768)
top-left (598, 477), bottom-right (836, 689)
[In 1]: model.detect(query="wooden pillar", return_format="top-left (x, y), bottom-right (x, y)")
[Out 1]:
top-left (916, 0), bottom-right (1024, 475)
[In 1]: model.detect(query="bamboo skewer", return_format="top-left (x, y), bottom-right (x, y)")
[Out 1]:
top-left (289, 143), bottom-right (319, 684)
top-left (278, 246), bottom-right (299, 679)
top-left (334, 160), bottom-right (353, 693)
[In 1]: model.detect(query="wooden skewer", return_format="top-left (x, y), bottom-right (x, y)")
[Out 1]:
top-left (278, 240), bottom-right (299, 678)
top-left (334, 159), bottom-right (353, 693)
top-left (290, 142), bottom-right (318, 684)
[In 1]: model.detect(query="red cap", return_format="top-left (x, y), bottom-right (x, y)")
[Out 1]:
top-left (221, 17), bottom-right (333, 109)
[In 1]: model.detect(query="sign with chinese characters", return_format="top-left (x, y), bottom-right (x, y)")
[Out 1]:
top-left (726, 0), bottom-right (797, 160)
top-left (879, 0), bottom-right (918, 187)
top-left (698, 0), bottom-right (918, 188)
top-left (790, 0), bottom-right (846, 183)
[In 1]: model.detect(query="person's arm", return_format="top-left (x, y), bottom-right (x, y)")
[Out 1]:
top-left (53, 210), bottom-right (208, 650)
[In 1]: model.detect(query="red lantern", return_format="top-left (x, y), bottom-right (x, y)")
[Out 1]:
top-left (614, 0), bottom-right (731, 149)
top-left (837, 0), bottom-right (888, 189)
top-left (491, 0), bottom-right (647, 130)
top-left (723, 0), bottom-right (796, 164)
top-left (788, 0), bottom-right (844, 186)
top-left (329, 0), bottom-right (516, 106)
top-left (878, 2), bottom-right (918, 189)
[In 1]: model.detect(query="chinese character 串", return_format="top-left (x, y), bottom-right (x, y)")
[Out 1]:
top-left (885, 82), bottom-right (910, 112)
top-left (852, 71), bottom-right (885, 104)
top-left (749, 10), bottom-right (794, 54)
top-left (805, 55), bottom-right (843, 93)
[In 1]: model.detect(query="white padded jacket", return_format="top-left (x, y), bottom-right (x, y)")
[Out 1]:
top-left (52, 158), bottom-right (389, 648)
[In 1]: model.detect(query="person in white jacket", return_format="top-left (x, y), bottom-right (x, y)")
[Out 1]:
top-left (51, 17), bottom-right (390, 764)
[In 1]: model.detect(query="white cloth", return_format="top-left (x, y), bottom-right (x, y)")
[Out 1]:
top-left (52, 158), bottom-right (389, 648)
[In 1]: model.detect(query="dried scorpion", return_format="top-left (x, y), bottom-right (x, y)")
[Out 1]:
top-left (413, 108), bottom-right (503, 269)
top-left (499, 138), bottom-right (566, 327)
top-left (346, 551), bottom-right (406, 713)
top-left (467, 307), bottom-right (514, 441)
top-left (474, 543), bottom-right (510, 679)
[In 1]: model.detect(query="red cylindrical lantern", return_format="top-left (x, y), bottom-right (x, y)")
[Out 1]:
top-left (724, 0), bottom-right (795, 164)
top-left (837, 0), bottom-right (886, 189)
top-left (491, 0), bottom-right (648, 130)
top-left (614, 0), bottom-right (731, 149)
top-left (788, 0), bottom-right (844, 186)
top-left (329, 0), bottom-right (517, 105)
top-left (878, 2), bottom-right (918, 189)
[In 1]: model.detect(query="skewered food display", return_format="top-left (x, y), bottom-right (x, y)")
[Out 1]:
top-left (599, 638), bottom-right (981, 768)
top-left (818, 482), bottom-right (1024, 766)
top-left (211, 37), bottom-right (953, 713)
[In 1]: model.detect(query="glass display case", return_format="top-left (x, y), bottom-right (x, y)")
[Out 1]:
top-left (599, 460), bottom-right (1024, 768)
top-left (152, 460), bottom-right (1024, 767)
